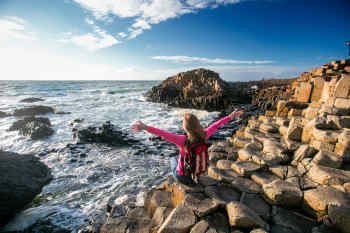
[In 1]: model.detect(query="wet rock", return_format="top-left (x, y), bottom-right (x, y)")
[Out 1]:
top-left (73, 121), bottom-right (138, 146)
top-left (262, 180), bottom-right (303, 207)
top-left (226, 201), bottom-right (269, 230)
top-left (13, 105), bottom-right (54, 116)
top-left (56, 111), bottom-right (71, 115)
top-left (0, 150), bottom-right (52, 227)
top-left (19, 97), bottom-right (45, 103)
top-left (8, 116), bottom-right (54, 140)
top-left (158, 203), bottom-right (196, 233)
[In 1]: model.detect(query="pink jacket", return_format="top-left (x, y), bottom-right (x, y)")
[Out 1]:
top-left (146, 116), bottom-right (231, 176)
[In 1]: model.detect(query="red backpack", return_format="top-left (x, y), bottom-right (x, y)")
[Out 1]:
top-left (183, 141), bottom-right (208, 181)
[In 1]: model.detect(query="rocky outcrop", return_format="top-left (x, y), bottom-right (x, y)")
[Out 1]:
top-left (8, 116), bottom-right (54, 140)
top-left (146, 68), bottom-right (298, 111)
top-left (0, 150), bottom-right (52, 227)
top-left (252, 78), bottom-right (297, 111)
top-left (13, 105), bottom-right (55, 116)
top-left (91, 59), bottom-right (350, 233)
top-left (19, 97), bottom-right (45, 103)
top-left (73, 121), bottom-right (138, 146)
top-left (146, 68), bottom-right (232, 111)
top-left (0, 111), bottom-right (10, 118)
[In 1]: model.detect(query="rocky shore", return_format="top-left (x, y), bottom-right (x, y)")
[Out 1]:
top-left (145, 68), bottom-right (296, 112)
top-left (91, 59), bottom-right (350, 233)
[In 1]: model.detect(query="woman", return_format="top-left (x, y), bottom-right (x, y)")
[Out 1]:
top-left (131, 109), bottom-right (244, 186)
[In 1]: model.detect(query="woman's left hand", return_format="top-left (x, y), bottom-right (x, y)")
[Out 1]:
top-left (229, 109), bottom-right (244, 120)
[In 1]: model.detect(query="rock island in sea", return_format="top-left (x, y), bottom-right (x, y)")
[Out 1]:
top-left (92, 59), bottom-right (350, 233)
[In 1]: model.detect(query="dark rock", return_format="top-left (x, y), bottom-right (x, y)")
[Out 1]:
top-left (73, 121), bottom-right (138, 146)
top-left (0, 111), bottom-right (10, 118)
top-left (13, 105), bottom-right (54, 116)
top-left (19, 97), bottom-right (45, 103)
top-left (0, 150), bottom-right (52, 227)
top-left (8, 116), bottom-right (54, 140)
top-left (56, 111), bottom-right (71, 115)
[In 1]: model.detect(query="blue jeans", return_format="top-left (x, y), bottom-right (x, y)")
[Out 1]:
top-left (170, 157), bottom-right (195, 186)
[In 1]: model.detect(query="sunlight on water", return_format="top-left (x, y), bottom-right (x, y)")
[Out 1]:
top-left (0, 81), bottom-right (219, 232)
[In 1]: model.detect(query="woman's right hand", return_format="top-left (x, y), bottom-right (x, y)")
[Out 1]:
top-left (131, 120), bottom-right (148, 133)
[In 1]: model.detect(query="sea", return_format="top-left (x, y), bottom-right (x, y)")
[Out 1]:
top-left (0, 81), bottom-right (230, 232)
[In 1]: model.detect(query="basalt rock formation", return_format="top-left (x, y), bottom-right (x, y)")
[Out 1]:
top-left (146, 68), bottom-right (233, 111)
top-left (73, 121), bottom-right (138, 146)
top-left (146, 68), bottom-right (298, 111)
top-left (0, 150), bottom-right (52, 227)
top-left (91, 59), bottom-right (350, 233)
top-left (13, 105), bottom-right (55, 117)
top-left (8, 116), bottom-right (54, 140)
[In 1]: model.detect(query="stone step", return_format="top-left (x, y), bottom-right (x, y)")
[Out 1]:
top-left (262, 180), bottom-right (303, 207)
top-left (251, 170), bottom-right (280, 186)
top-left (228, 136), bottom-right (251, 148)
top-left (158, 202), bottom-right (196, 233)
top-left (231, 161), bottom-right (262, 177)
top-left (306, 164), bottom-right (350, 186)
top-left (312, 150), bottom-right (343, 169)
top-left (303, 186), bottom-right (350, 219)
top-left (208, 166), bottom-right (241, 183)
top-left (226, 201), bottom-right (270, 231)
top-left (204, 185), bottom-right (240, 206)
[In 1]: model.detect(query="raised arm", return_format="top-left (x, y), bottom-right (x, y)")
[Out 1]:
top-left (205, 116), bottom-right (231, 139)
top-left (131, 121), bottom-right (186, 147)
top-left (205, 109), bottom-right (244, 139)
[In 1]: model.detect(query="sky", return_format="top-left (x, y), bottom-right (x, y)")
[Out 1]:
top-left (0, 0), bottom-right (349, 81)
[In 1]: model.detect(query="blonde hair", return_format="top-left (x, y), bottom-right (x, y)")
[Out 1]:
top-left (183, 114), bottom-right (206, 149)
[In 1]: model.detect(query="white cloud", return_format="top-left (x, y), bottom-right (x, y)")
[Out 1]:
top-left (152, 55), bottom-right (275, 64)
top-left (118, 32), bottom-right (127, 38)
top-left (85, 18), bottom-right (94, 25)
top-left (71, 0), bottom-right (249, 39)
top-left (0, 16), bottom-right (38, 41)
top-left (59, 24), bottom-right (120, 51)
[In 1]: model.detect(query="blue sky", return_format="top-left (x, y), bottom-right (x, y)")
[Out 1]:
top-left (0, 0), bottom-right (349, 81)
